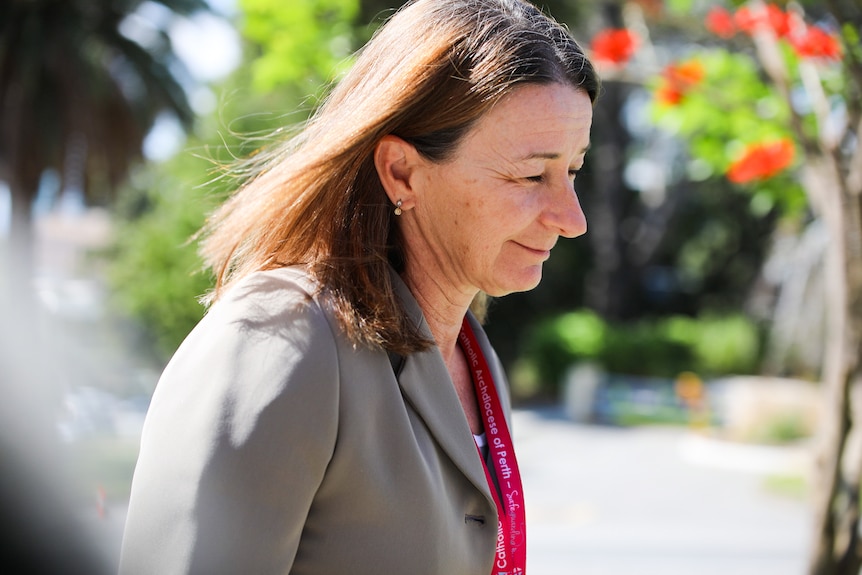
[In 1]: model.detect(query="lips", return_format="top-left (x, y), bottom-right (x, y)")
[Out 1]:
top-left (515, 242), bottom-right (553, 259)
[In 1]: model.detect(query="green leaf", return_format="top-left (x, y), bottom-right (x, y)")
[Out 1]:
top-left (239, 0), bottom-right (360, 92)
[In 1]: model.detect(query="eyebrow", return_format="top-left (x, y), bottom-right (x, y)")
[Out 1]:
top-left (520, 144), bottom-right (592, 161)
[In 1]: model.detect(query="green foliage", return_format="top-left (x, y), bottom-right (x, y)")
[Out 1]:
top-left (662, 314), bottom-right (761, 374)
top-left (649, 49), bottom-right (807, 217)
top-left (550, 310), bottom-right (607, 357)
top-left (522, 310), bottom-right (607, 392)
top-left (842, 23), bottom-right (862, 63)
top-left (240, 0), bottom-right (360, 93)
top-left (750, 412), bottom-right (810, 444)
top-left (105, 82), bottom-right (298, 361)
top-left (520, 310), bottom-right (762, 396)
top-left (651, 51), bottom-right (788, 147)
top-left (664, 0), bottom-right (696, 17)
top-left (108, 1), bottom-right (369, 361)
top-left (763, 473), bottom-right (808, 499)
top-left (601, 322), bottom-right (693, 378)
top-left (108, 161), bottom-right (218, 358)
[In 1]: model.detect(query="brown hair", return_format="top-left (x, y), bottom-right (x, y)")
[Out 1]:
top-left (199, 0), bottom-right (599, 354)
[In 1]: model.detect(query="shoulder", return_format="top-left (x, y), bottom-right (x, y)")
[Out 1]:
top-left (193, 266), bottom-right (332, 356)
top-left (216, 266), bottom-right (321, 324)
top-left (150, 267), bottom-right (342, 432)
top-left (125, 270), bottom-right (344, 572)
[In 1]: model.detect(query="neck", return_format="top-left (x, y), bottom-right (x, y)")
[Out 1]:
top-left (401, 262), bottom-right (485, 435)
top-left (402, 266), bottom-right (475, 362)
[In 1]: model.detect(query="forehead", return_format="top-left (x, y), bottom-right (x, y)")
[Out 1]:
top-left (466, 83), bottom-right (593, 159)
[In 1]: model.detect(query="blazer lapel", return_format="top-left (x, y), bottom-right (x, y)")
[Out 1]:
top-left (389, 270), bottom-right (493, 500)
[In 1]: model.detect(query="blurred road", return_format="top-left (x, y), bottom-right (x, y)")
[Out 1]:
top-left (81, 406), bottom-right (811, 574)
top-left (514, 406), bottom-right (810, 575)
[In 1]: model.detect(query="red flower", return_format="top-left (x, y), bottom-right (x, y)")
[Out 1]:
top-left (655, 60), bottom-right (705, 106)
top-left (727, 139), bottom-right (795, 183)
top-left (765, 4), bottom-right (791, 38)
top-left (706, 7), bottom-right (735, 38)
top-left (734, 4), bottom-right (790, 37)
top-left (665, 60), bottom-right (706, 86)
top-left (590, 29), bottom-right (639, 66)
top-left (790, 25), bottom-right (843, 60)
top-left (734, 6), bottom-right (760, 34)
top-left (656, 84), bottom-right (684, 106)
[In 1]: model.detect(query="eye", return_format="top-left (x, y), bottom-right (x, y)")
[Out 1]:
top-left (523, 169), bottom-right (581, 185)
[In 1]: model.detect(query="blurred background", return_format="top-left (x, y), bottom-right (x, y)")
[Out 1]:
top-left (1, 0), bottom-right (860, 573)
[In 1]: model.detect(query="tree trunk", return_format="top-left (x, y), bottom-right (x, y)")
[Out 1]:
top-left (806, 155), bottom-right (862, 575)
top-left (583, 79), bottom-right (638, 320)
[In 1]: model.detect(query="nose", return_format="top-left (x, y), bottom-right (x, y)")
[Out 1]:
top-left (542, 179), bottom-right (587, 238)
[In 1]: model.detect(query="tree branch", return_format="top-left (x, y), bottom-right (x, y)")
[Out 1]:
top-left (749, 17), bottom-right (819, 156)
top-left (846, 117), bottom-right (862, 197)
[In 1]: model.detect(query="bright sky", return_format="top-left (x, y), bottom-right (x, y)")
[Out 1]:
top-left (169, 12), bottom-right (242, 83)
top-left (138, 0), bottom-right (242, 160)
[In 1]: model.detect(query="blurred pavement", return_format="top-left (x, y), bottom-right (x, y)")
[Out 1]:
top-left (514, 406), bottom-right (810, 575)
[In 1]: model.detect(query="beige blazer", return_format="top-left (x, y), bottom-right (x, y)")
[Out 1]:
top-left (119, 267), bottom-right (513, 574)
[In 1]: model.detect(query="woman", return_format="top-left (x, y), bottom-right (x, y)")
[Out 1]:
top-left (120, 0), bottom-right (598, 573)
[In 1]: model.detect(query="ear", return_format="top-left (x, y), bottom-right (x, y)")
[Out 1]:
top-left (374, 135), bottom-right (423, 209)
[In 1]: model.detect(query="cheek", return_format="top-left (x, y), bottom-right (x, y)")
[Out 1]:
top-left (487, 192), bottom-right (536, 233)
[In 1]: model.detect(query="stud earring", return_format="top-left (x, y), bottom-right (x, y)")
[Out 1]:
top-left (394, 199), bottom-right (403, 216)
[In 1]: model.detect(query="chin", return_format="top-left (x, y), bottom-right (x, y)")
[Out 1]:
top-left (489, 268), bottom-right (543, 296)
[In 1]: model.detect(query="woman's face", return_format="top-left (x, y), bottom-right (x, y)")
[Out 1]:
top-left (403, 82), bottom-right (592, 299)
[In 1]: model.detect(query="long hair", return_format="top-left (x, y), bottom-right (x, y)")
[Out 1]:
top-left (199, 0), bottom-right (599, 354)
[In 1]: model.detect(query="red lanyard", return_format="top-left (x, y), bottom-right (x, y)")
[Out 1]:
top-left (458, 317), bottom-right (527, 575)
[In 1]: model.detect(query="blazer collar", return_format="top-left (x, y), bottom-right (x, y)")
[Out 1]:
top-left (388, 269), bottom-right (493, 501)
